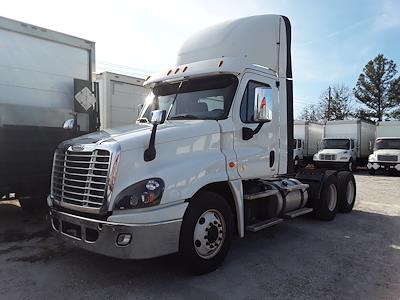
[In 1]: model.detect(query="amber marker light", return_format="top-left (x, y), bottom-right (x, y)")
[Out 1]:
top-left (229, 162), bottom-right (236, 168)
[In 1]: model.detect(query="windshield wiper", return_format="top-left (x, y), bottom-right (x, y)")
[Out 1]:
top-left (169, 114), bottom-right (199, 120)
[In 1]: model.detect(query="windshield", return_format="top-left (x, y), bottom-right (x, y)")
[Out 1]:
top-left (322, 139), bottom-right (350, 150)
top-left (139, 75), bottom-right (238, 122)
top-left (374, 138), bottom-right (400, 150)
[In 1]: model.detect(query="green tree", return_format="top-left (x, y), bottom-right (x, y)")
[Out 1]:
top-left (354, 54), bottom-right (400, 121)
top-left (297, 84), bottom-right (354, 121)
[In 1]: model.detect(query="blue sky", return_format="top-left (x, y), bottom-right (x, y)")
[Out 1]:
top-left (2, 0), bottom-right (400, 116)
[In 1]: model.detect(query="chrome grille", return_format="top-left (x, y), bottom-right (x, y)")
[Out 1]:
top-left (52, 149), bottom-right (111, 209)
top-left (320, 154), bottom-right (336, 160)
top-left (377, 155), bottom-right (397, 162)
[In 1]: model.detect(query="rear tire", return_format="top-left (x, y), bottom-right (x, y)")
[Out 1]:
top-left (337, 171), bottom-right (356, 213)
top-left (179, 191), bottom-right (233, 275)
top-left (313, 174), bottom-right (339, 221)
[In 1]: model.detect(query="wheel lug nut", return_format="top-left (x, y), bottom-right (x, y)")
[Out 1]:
top-left (213, 221), bottom-right (218, 225)
top-left (217, 224), bottom-right (222, 227)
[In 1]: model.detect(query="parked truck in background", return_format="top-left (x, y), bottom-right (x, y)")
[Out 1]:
top-left (48, 15), bottom-right (357, 274)
top-left (294, 120), bottom-right (324, 166)
top-left (96, 72), bottom-right (148, 129)
top-left (368, 121), bottom-right (400, 175)
top-left (314, 120), bottom-right (375, 171)
top-left (0, 16), bottom-right (98, 211)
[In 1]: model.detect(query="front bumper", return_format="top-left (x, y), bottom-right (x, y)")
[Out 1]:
top-left (314, 160), bottom-right (349, 170)
top-left (49, 209), bottom-right (182, 259)
top-left (367, 162), bottom-right (400, 171)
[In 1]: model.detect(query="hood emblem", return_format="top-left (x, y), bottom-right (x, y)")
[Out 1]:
top-left (71, 144), bottom-right (85, 151)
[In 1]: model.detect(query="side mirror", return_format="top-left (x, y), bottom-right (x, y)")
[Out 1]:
top-left (137, 104), bottom-right (144, 117)
top-left (144, 110), bottom-right (167, 162)
top-left (63, 118), bottom-right (75, 130)
top-left (253, 87), bottom-right (272, 122)
top-left (150, 110), bottom-right (166, 125)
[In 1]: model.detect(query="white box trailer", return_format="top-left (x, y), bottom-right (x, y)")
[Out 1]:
top-left (368, 121), bottom-right (400, 174)
top-left (376, 120), bottom-right (400, 138)
top-left (97, 72), bottom-right (149, 129)
top-left (0, 15), bottom-right (97, 210)
top-left (293, 120), bottom-right (324, 161)
top-left (314, 119), bottom-right (375, 171)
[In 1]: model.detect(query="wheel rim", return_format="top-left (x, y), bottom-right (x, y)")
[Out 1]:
top-left (346, 180), bottom-right (355, 205)
top-left (327, 184), bottom-right (337, 211)
top-left (193, 209), bottom-right (226, 259)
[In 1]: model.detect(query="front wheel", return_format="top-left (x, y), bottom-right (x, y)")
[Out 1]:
top-left (347, 158), bottom-right (355, 172)
top-left (179, 191), bottom-right (233, 275)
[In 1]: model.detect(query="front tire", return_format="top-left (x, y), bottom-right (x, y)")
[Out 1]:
top-left (337, 171), bottom-right (356, 213)
top-left (313, 174), bottom-right (339, 221)
top-left (348, 158), bottom-right (355, 172)
top-left (179, 191), bottom-right (233, 275)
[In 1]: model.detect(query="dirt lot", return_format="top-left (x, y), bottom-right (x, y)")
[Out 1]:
top-left (1, 171), bottom-right (399, 300)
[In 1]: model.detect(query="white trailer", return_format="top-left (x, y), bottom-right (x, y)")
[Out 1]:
top-left (97, 72), bottom-right (149, 129)
top-left (368, 121), bottom-right (400, 174)
top-left (294, 120), bottom-right (324, 163)
top-left (314, 119), bottom-right (375, 171)
top-left (0, 16), bottom-right (97, 211)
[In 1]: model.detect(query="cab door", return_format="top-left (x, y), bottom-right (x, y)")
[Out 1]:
top-left (232, 72), bottom-right (279, 179)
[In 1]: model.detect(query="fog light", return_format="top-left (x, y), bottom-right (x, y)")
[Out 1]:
top-left (373, 163), bottom-right (380, 170)
top-left (395, 164), bottom-right (400, 171)
top-left (117, 233), bottom-right (132, 246)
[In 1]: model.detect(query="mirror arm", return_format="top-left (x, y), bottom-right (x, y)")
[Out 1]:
top-left (144, 124), bottom-right (158, 162)
top-left (242, 121), bottom-right (269, 140)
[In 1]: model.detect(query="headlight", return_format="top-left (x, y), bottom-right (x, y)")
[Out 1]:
top-left (313, 154), bottom-right (319, 159)
top-left (114, 178), bottom-right (165, 210)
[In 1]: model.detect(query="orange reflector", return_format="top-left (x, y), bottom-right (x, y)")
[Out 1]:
top-left (174, 68), bottom-right (180, 74)
top-left (229, 162), bottom-right (236, 168)
top-left (182, 66), bottom-right (188, 72)
top-left (218, 60), bottom-right (224, 67)
top-left (167, 70), bottom-right (172, 75)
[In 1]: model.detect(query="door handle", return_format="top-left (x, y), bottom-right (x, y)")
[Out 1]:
top-left (270, 150), bottom-right (275, 168)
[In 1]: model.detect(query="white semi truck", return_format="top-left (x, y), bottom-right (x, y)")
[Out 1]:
top-left (48, 15), bottom-right (357, 274)
top-left (314, 120), bottom-right (375, 171)
top-left (294, 120), bottom-right (324, 166)
top-left (96, 72), bottom-right (149, 129)
top-left (368, 121), bottom-right (400, 174)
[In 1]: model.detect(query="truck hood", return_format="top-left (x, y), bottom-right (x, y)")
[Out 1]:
top-left (58, 120), bottom-right (221, 152)
top-left (372, 149), bottom-right (400, 157)
top-left (318, 149), bottom-right (350, 156)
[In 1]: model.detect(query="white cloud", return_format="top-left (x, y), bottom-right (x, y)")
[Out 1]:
top-left (374, 0), bottom-right (400, 31)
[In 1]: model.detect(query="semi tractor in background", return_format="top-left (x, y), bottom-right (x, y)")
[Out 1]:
top-left (314, 120), bottom-right (375, 171)
top-left (48, 15), bottom-right (357, 274)
top-left (368, 121), bottom-right (400, 174)
top-left (0, 16), bottom-right (98, 211)
top-left (96, 72), bottom-right (148, 129)
top-left (293, 120), bottom-right (324, 166)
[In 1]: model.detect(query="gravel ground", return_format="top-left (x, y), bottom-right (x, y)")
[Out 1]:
top-left (0, 171), bottom-right (399, 300)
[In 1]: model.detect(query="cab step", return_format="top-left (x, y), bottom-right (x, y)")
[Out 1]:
top-left (244, 189), bottom-right (279, 200)
top-left (246, 217), bottom-right (283, 232)
top-left (282, 207), bottom-right (313, 219)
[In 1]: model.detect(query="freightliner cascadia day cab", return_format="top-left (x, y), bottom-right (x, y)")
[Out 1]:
top-left (0, 16), bottom-right (98, 211)
top-left (294, 120), bottom-right (324, 165)
top-left (96, 72), bottom-right (149, 129)
top-left (48, 15), bottom-right (357, 274)
top-left (314, 120), bottom-right (375, 172)
top-left (368, 121), bottom-right (400, 175)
